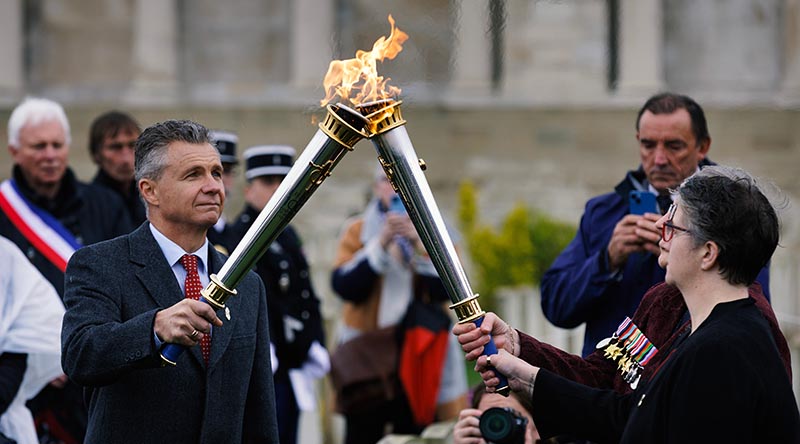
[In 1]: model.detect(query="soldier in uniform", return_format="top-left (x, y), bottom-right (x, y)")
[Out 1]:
top-left (228, 145), bottom-right (329, 444)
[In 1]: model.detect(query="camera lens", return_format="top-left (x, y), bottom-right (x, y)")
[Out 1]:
top-left (484, 411), bottom-right (512, 436)
top-left (479, 407), bottom-right (527, 444)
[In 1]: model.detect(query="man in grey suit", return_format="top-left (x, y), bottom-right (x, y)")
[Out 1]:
top-left (61, 119), bottom-right (278, 443)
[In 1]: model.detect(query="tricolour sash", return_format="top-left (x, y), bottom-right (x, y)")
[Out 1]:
top-left (0, 179), bottom-right (81, 272)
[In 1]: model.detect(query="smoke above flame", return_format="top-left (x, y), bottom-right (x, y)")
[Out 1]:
top-left (320, 15), bottom-right (408, 107)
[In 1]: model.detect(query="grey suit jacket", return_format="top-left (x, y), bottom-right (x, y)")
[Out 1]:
top-left (62, 223), bottom-right (278, 443)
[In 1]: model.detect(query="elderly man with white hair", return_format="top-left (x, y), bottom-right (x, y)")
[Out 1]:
top-left (0, 97), bottom-right (131, 442)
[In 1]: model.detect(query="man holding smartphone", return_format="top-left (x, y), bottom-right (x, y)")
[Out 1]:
top-left (539, 92), bottom-right (771, 357)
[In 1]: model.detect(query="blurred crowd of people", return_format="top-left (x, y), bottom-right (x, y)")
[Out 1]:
top-left (0, 91), bottom-right (797, 444)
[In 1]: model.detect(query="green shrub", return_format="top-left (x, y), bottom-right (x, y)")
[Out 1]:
top-left (457, 181), bottom-right (576, 312)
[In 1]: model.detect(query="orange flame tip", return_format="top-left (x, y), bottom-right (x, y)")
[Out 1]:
top-left (320, 14), bottom-right (408, 108)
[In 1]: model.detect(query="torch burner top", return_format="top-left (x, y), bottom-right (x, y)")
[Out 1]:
top-left (355, 99), bottom-right (406, 136)
top-left (331, 103), bottom-right (369, 131)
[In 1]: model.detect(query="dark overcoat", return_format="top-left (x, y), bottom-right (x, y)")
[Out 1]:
top-left (61, 223), bottom-right (278, 443)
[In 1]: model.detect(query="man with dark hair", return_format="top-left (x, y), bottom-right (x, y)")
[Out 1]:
top-left (88, 110), bottom-right (145, 227)
top-left (61, 119), bottom-right (278, 443)
top-left (454, 384), bottom-right (541, 444)
top-left (540, 92), bottom-right (770, 357)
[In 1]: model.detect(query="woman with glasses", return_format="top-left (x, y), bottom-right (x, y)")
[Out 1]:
top-left (458, 166), bottom-right (799, 442)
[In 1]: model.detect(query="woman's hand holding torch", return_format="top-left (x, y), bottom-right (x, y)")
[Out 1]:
top-left (455, 312), bottom-right (539, 398)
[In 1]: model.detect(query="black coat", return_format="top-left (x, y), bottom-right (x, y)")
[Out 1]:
top-left (91, 169), bottom-right (146, 228)
top-left (0, 166), bottom-right (132, 296)
top-left (533, 298), bottom-right (800, 443)
top-left (61, 223), bottom-right (278, 443)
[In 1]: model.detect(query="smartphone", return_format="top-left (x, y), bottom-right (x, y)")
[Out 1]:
top-left (389, 194), bottom-right (407, 214)
top-left (629, 190), bottom-right (657, 215)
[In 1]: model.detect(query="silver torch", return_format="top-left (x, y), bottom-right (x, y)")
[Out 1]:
top-left (160, 103), bottom-right (369, 365)
top-left (357, 99), bottom-right (510, 395)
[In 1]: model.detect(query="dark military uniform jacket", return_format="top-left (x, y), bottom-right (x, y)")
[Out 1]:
top-left (230, 205), bottom-right (326, 378)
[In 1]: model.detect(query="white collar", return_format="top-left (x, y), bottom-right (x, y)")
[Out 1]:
top-left (148, 224), bottom-right (210, 274)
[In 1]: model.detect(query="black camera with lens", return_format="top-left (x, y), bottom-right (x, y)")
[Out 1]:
top-left (479, 406), bottom-right (528, 444)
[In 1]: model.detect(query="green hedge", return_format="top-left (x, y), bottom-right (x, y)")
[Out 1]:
top-left (457, 181), bottom-right (576, 313)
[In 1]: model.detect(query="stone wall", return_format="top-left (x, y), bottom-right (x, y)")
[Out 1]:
top-left (3, 1), bottom-right (800, 105)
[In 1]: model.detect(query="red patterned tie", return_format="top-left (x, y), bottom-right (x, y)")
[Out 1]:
top-left (179, 254), bottom-right (211, 365)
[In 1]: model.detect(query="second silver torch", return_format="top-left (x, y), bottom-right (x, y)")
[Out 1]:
top-left (357, 99), bottom-right (510, 396)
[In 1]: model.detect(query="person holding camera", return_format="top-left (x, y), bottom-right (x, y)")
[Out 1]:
top-left (454, 384), bottom-right (538, 444)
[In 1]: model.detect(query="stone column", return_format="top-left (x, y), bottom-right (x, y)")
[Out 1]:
top-left (0, 0), bottom-right (23, 102)
top-left (290, 0), bottom-right (334, 92)
top-left (782, 0), bottom-right (800, 97)
top-left (125, 0), bottom-right (179, 105)
top-left (450, 2), bottom-right (492, 96)
top-left (289, 0), bottom-right (332, 100)
top-left (616, 0), bottom-right (664, 97)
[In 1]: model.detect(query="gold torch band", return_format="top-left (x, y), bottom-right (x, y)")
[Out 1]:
top-left (450, 295), bottom-right (486, 324)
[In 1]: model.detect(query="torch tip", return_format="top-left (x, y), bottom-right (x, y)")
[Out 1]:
top-left (331, 103), bottom-right (370, 131)
top-left (354, 98), bottom-right (397, 115)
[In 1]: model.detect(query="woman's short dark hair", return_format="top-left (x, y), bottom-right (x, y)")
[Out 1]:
top-left (677, 165), bottom-right (780, 286)
top-left (134, 119), bottom-right (213, 183)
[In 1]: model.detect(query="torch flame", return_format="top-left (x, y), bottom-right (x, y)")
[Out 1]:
top-left (320, 15), bottom-right (409, 107)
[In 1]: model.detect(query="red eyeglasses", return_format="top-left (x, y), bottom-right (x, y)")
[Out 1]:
top-left (662, 220), bottom-right (690, 242)
top-left (661, 203), bottom-right (691, 242)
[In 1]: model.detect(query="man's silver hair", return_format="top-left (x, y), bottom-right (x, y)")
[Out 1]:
top-left (8, 97), bottom-right (71, 147)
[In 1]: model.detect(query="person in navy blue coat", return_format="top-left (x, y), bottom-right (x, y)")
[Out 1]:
top-left (540, 93), bottom-right (770, 357)
top-left (0, 97), bottom-right (131, 443)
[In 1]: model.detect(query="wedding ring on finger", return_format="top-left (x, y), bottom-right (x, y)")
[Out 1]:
top-left (190, 329), bottom-right (199, 339)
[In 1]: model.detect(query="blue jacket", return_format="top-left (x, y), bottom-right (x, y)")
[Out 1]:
top-left (540, 164), bottom-right (770, 357)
